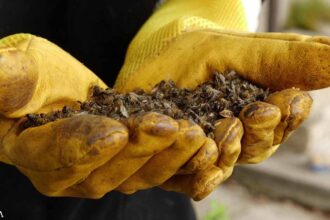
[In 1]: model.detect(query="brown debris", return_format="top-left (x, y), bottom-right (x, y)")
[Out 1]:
top-left (24, 71), bottom-right (270, 137)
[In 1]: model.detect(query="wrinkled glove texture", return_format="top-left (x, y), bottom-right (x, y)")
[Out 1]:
top-left (0, 0), bottom-right (329, 201)
top-left (115, 0), bottom-right (328, 199)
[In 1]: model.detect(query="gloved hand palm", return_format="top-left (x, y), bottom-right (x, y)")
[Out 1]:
top-left (113, 0), bottom-right (330, 198)
top-left (116, 29), bottom-right (323, 165)
top-left (0, 34), bottom-right (216, 200)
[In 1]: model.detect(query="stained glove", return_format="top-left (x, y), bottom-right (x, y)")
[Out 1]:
top-left (113, 0), bottom-right (329, 199)
top-left (0, 34), bottom-right (215, 199)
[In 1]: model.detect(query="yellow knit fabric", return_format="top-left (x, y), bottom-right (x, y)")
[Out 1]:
top-left (115, 0), bottom-right (247, 89)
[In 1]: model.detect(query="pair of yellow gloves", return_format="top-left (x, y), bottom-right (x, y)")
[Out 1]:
top-left (0, 0), bottom-right (329, 200)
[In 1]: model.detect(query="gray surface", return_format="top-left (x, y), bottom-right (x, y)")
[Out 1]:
top-left (193, 180), bottom-right (328, 220)
top-left (232, 150), bottom-right (330, 211)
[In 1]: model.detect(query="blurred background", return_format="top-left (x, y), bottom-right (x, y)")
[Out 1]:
top-left (193, 0), bottom-right (330, 219)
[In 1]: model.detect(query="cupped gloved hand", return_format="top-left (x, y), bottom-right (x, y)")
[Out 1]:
top-left (113, 0), bottom-right (329, 199)
top-left (0, 34), bottom-right (216, 199)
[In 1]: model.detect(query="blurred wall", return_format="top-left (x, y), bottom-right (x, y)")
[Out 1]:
top-left (260, 0), bottom-right (330, 167)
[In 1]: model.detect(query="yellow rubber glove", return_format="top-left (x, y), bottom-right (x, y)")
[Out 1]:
top-left (113, 0), bottom-right (328, 198)
top-left (0, 34), bottom-right (216, 199)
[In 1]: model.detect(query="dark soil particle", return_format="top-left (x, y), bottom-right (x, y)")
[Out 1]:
top-left (24, 71), bottom-right (270, 137)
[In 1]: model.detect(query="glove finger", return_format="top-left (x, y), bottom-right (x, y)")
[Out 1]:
top-left (63, 112), bottom-right (179, 198)
top-left (3, 114), bottom-right (128, 196)
top-left (305, 36), bottom-right (330, 46)
top-left (210, 32), bottom-right (330, 91)
top-left (176, 138), bottom-right (218, 175)
top-left (238, 101), bottom-right (281, 164)
top-left (0, 34), bottom-right (106, 118)
top-left (177, 118), bottom-right (243, 177)
top-left (160, 165), bottom-right (223, 201)
top-left (214, 117), bottom-right (243, 180)
top-left (117, 120), bottom-right (206, 193)
top-left (266, 88), bottom-right (313, 145)
top-left (158, 118), bottom-right (243, 200)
